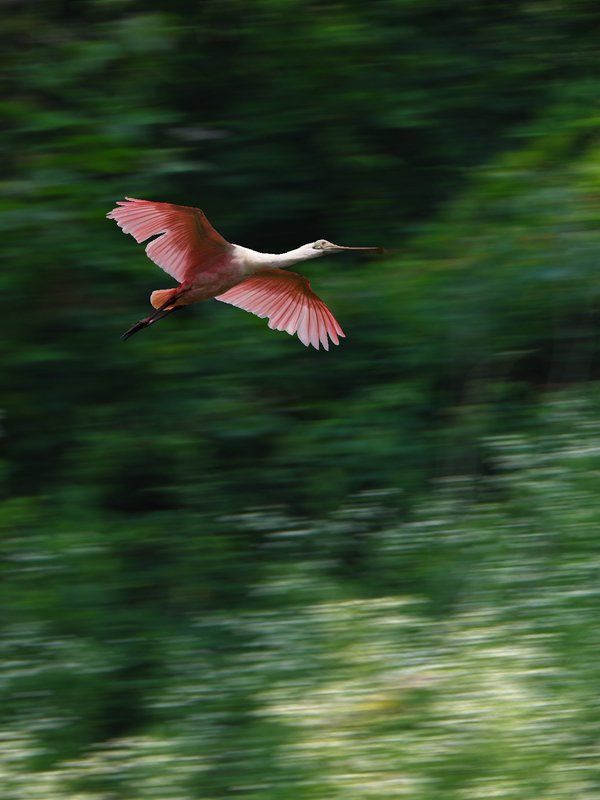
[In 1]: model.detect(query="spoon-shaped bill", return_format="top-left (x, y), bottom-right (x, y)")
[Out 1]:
top-left (324, 243), bottom-right (385, 254)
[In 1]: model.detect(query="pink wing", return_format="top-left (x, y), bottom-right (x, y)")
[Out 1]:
top-left (215, 268), bottom-right (345, 351)
top-left (107, 198), bottom-right (231, 283)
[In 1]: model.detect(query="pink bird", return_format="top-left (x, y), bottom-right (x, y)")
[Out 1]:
top-left (107, 198), bottom-right (383, 350)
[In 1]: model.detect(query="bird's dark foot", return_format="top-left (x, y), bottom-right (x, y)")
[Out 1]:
top-left (121, 318), bottom-right (151, 341)
top-left (121, 304), bottom-right (184, 341)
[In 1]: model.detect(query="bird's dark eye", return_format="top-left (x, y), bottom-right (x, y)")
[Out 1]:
top-left (314, 240), bottom-right (327, 250)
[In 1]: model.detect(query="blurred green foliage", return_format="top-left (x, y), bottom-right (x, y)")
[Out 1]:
top-left (2, 0), bottom-right (600, 797)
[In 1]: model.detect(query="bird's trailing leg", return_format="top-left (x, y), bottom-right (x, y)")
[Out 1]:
top-left (121, 306), bottom-right (184, 341)
top-left (121, 289), bottom-right (189, 341)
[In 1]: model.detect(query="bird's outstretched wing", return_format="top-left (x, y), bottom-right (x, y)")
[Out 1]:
top-left (107, 198), bottom-right (231, 283)
top-left (215, 268), bottom-right (345, 350)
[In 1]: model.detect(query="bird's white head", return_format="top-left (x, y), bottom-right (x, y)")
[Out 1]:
top-left (301, 239), bottom-right (385, 259)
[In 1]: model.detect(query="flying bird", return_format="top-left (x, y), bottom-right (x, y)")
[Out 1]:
top-left (107, 198), bottom-right (383, 350)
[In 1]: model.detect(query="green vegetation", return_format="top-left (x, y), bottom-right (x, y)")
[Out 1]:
top-left (2, 1), bottom-right (600, 796)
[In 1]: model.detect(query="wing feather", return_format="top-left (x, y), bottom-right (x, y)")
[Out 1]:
top-left (269, 290), bottom-right (297, 330)
top-left (215, 268), bottom-right (345, 351)
top-left (107, 197), bottom-right (231, 283)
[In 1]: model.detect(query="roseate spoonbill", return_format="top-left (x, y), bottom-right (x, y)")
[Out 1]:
top-left (107, 198), bottom-right (383, 350)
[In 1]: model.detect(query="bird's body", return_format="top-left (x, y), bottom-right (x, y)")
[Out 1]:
top-left (107, 198), bottom-right (382, 349)
top-left (149, 252), bottom-right (245, 310)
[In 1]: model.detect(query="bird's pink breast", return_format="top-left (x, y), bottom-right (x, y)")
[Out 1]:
top-left (179, 254), bottom-right (246, 304)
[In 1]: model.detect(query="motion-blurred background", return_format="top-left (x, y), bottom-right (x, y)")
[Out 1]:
top-left (2, 1), bottom-right (600, 797)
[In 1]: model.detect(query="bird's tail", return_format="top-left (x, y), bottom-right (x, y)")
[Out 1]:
top-left (150, 289), bottom-right (177, 309)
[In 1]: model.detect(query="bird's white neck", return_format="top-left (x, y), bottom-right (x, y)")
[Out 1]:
top-left (233, 244), bottom-right (322, 274)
